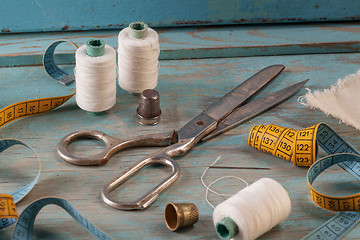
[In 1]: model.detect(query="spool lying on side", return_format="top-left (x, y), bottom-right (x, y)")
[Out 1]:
top-left (213, 178), bottom-right (291, 240)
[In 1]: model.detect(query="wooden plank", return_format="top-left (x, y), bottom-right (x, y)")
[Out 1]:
top-left (1, 22), bottom-right (360, 67)
top-left (0, 53), bottom-right (359, 239)
top-left (1, 0), bottom-right (360, 33)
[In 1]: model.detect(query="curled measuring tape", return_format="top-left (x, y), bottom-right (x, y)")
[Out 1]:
top-left (308, 153), bottom-right (360, 212)
top-left (1, 41), bottom-right (78, 129)
top-left (0, 194), bottom-right (17, 229)
top-left (0, 139), bottom-right (41, 229)
top-left (2, 41), bottom-right (110, 238)
top-left (248, 123), bottom-right (360, 239)
top-left (43, 40), bottom-right (78, 85)
top-left (0, 139), bottom-right (112, 239)
top-left (0, 93), bottom-right (75, 129)
top-left (248, 124), bottom-right (317, 167)
top-left (12, 197), bottom-right (112, 240)
top-left (302, 153), bottom-right (360, 240)
top-left (248, 123), bottom-right (360, 178)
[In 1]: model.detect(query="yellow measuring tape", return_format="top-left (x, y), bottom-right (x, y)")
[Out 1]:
top-left (0, 139), bottom-right (40, 230)
top-left (0, 93), bottom-right (75, 129)
top-left (0, 194), bottom-right (17, 226)
top-left (248, 123), bottom-right (360, 239)
top-left (0, 41), bottom-right (77, 129)
top-left (1, 41), bottom-right (112, 239)
top-left (249, 123), bottom-right (360, 211)
top-left (308, 152), bottom-right (360, 211)
top-left (248, 124), bottom-right (317, 167)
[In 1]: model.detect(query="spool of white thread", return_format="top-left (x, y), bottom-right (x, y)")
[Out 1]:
top-left (117, 21), bottom-right (160, 93)
top-left (75, 39), bottom-right (117, 114)
top-left (213, 178), bottom-right (291, 240)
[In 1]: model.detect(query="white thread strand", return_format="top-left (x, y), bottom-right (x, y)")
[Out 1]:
top-left (75, 45), bottom-right (117, 112)
top-left (201, 156), bottom-right (249, 209)
top-left (213, 178), bottom-right (291, 240)
top-left (117, 27), bottom-right (160, 93)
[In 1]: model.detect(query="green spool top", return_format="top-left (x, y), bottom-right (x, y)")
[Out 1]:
top-left (86, 39), bottom-right (105, 57)
top-left (85, 39), bottom-right (106, 115)
top-left (129, 21), bottom-right (148, 39)
top-left (86, 39), bottom-right (105, 115)
top-left (216, 217), bottom-right (239, 240)
top-left (87, 111), bottom-right (105, 116)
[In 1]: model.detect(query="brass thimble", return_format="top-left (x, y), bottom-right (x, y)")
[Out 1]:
top-left (164, 202), bottom-right (199, 231)
top-left (137, 89), bottom-right (161, 125)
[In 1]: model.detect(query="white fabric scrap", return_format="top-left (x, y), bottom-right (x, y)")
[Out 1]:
top-left (299, 70), bottom-right (360, 130)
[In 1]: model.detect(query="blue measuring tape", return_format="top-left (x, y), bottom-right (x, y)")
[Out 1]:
top-left (0, 139), bottom-right (40, 229)
top-left (0, 139), bottom-right (112, 239)
top-left (12, 197), bottom-right (112, 240)
top-left (1, 40), bottom-right (113, 239)
top-left (304, 211), bottom-right (360, 240)
top-left (249, 123), bottom-right (360, 239)
top-left (43, 40), bottom-right (78, 85)
top-left (303, 124), bottom-right (360, 239)
top-left (303, 154), bottom-right (360, 240)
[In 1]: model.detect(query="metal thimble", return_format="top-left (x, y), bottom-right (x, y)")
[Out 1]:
top-left (137, 89), bottom-right (161, 125)
top-left (164, 202), bottom-right (199, 231)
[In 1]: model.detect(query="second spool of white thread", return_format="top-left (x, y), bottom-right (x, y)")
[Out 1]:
top-left (117, 21), bottom-right (160, 93)
top-left (213, 178), bottom-right (291, 240)
top-left (75, 39), bottom-right (117, 113)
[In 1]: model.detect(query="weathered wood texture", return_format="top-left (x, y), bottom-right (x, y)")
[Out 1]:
top-left (1, 0), bottom-right (360, 33)
top-left (2, 22), bottom-right (360, 67)
top-left (1, 24), bottom-right (360, 239)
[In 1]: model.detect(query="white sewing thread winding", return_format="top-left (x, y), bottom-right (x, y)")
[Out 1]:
top-left (75, 44), bottom-right (117, 113)
top-left (117, 23), bottom-right (160, 93)
top-left (201, 157), bottom-right (291, 240)
top-left (213, 178), bottom-right (291, 240)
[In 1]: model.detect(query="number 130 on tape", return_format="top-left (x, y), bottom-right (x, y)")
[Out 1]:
top-left (248, 123), bottom-right (360, 239)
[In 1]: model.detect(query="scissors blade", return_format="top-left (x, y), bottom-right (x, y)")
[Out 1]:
top-left (205, 64), bottom-right (285, 121)
top-left (177, 65), bottom-right (285, 140)
top-left (202, 79), bottom-right (309, 141)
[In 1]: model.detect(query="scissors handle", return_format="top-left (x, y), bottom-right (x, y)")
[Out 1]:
top-left (100, 139), bottom-right (197, 210)
top-left (101, 149), bottom-right (180, 210)
top-left (101, 115), bottom-right (217, 210)
top-left (56, 130), bottom-right (177, 166)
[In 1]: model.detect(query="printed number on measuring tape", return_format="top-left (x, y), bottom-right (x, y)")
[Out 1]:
top-left (303, 153), bottom-right (360, 240)
top-left (303, 211), bottom-right (360, 240)
top-left (0, 94), bottom-right (75, 129)
top-left (0, 41), bottom-right (78, 129)
top-left (248, 123), bottom-right (360, 179)
top-left (248, 123), bottom-right (360, 239)
top-left (0, 139), bottom-right (40, 229)
top-left (0, 139), bottom-right (111, 239)
top-left (308, 153), bottom-right (360, 212)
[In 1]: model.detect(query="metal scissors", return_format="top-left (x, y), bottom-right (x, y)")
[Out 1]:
top-left (57, 65), bottom-right (308, 210)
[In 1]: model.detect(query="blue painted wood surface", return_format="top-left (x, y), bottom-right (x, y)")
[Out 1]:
top-left (1, 0), bottom-right (360, 33)
top-left (1, 25), bottom-right (360, 239)
top-left (1, 22), bottom-right (360, 67)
